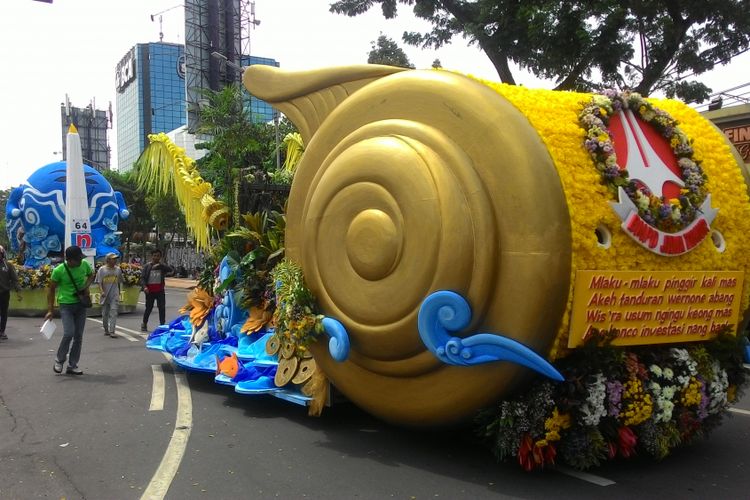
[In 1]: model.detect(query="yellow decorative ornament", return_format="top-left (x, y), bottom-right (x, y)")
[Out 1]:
top-left (282, 132), bottom-right (305, 173)
top-left (135, 133), bottom-right (230, 249)
top-left (244, 65), bottom-right (750, 427)
top-left (179, 287), bottom-right (215, 329)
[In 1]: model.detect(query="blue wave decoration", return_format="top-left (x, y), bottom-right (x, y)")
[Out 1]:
top-left (321, 317), bottom-right (350, 362)
top-left (417, 290), bottom-right (564, 381)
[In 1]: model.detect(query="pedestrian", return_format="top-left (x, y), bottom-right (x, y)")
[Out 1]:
top-left (0, 245), bottom-right (22, 340)
top-left (45, 246), bottom-right (94, 375)
top-left (96, 252), bottom-right (123, 338)
top-left (140, 248), bottom-right (174, 332)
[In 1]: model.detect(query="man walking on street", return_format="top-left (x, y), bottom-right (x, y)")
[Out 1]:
top-left (96, 252), bottom-right (123, 338)
top-left (141, 249), bottom-right (174, 332)
top-left (45, 246), bottom-right (94, 375)
top-left (0, 245), bottom-right (22, 340)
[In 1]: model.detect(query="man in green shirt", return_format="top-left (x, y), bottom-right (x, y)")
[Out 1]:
top-left (45, 246), bottom-right (94, 375)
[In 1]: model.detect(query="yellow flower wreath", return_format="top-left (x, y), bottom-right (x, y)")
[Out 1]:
top-left (471, 79), bottom-right (750, 359)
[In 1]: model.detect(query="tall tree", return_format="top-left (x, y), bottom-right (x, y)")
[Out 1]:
top-left (196, 85), bottom-right (299, 224)
top-left (147, 191), bottom-right (188, 249)
top-left (100, 169), bottom-right (155, 256)
top-left (368, 34), bottom-right (416, 68)
top-left (330, 0), bottom-right (750, 102)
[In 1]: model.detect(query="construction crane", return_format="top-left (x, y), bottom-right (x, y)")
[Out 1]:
top-left (150, 4), bottom-right (182, 42)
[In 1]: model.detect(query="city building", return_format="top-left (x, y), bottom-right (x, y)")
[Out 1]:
top-left (114, 41), bottom-right (279, 173)
top-left (115, 42), bottom-right (186, 172)
top-left (702, 103), bottom-right (750, 167)
top-left (59, 97), bottom-right (111, 171)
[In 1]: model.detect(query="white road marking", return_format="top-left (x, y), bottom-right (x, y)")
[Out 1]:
top-left (555, 465), bottom-right (616, 486)
top-left (141, 353), bottom-right (192, 500)
top-left (115, 324), bottom-right (149, 339)
top-left (86, 318), bottom-right (140, 342)
top-left (729, 407), bottom-right (750, 416)
top-left (114, 329), bottom-right (141, 342)
top-left (149, 365), bottom-right (166, 411)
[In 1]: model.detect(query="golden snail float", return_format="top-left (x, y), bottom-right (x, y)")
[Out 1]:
top-left (243, 65), bottom-right (750, 427)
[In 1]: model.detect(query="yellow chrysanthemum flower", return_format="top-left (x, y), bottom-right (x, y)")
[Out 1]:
top-left (469, 78), bottom-right (750, 359)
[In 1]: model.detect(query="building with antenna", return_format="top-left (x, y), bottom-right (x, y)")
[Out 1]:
top-left (115, 1), bottom-right (278, 172)
top-left (59, 96), bottom-right (111, 171)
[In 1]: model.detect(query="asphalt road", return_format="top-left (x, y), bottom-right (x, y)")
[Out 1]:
top-left (1, 287), bottom-right (749, 499)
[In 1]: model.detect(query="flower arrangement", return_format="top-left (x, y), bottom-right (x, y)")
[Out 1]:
top-left (12, 260), bottom-right (141, 289)
top-left (476, 330), bottom-right (746, 471)
top-left (117, 263), bottom-right (142, 287)
top-left (579, 90), bottom-right (708, 233)
top-left (14, 264), bottom-right (52, 290)
top-left (471, 77), bottom-right (750, 359)
top-left (269, 259), bottom-right (324, 357)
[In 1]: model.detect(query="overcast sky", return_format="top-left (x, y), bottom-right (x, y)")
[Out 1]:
top-left (1, 0), bottom-right (748, 190)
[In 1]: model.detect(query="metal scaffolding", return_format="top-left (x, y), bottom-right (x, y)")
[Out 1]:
top-left (184, 0), bottom-right (242, 132)
top-left (60, 97), bottom-right (112, 171)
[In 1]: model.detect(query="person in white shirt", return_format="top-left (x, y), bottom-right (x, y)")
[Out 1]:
top-left (96, 252), bottom-right (123, 338)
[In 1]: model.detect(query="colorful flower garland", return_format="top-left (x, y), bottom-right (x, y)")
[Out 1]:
top-left (579, 90), bottom-right (708, 233)
top-left (13, 262), bottom-right (141, 289)
top-left (476, 330), bottom-right (746, 471)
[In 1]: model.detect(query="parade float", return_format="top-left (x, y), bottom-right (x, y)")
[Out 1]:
top-left (143, 64), bottom-right (750, 471)
top-left (5, 126), bottom-right (140, 316)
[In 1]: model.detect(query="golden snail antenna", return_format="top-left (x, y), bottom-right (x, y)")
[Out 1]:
top-left (242, 64), bottom-right (405, 145)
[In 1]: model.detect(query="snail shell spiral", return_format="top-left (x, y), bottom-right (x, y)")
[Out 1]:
top-left (245, 66), bottom-right (572, 426)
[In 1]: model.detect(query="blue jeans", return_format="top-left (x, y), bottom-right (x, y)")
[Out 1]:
top-left (56, 303), bottom-right (87, 368)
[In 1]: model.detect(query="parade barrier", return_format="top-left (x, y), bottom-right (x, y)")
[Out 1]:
top-left (148, 64), bottom-right (750, 470)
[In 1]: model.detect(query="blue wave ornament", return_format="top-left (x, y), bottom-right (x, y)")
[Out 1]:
top-left (321, 317), bottom-right (350, 362)
top-left (417, 291), bottom-right (563, 381)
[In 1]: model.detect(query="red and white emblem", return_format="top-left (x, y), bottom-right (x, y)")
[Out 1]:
top-left (608, 109), bottom-right (716, 256)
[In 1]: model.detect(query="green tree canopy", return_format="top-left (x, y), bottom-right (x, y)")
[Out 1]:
top-left (330, 0), bottom-right (750, 102)
top-left (195, 84), bottom-right (299, 225)
top-left (99, 169), bottom-right (186, 254)
top-left (368, 34), bottom-right (416, 68)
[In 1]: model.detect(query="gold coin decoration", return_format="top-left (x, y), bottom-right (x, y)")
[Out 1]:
top-left (292, 358), bottom-right (316, 385)
top-left (274, 356), bottom-right (299, 387)
top-left (266, 334), bottom-right (281, 355)
top-left (280, 339), bottom-right (295, 360)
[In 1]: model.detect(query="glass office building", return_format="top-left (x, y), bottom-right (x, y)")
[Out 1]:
top-left (115, 43), bottom-right (279, 172)
top-left (116, 42), bottom-right (186, 172)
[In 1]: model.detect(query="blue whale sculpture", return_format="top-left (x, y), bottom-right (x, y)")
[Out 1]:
top-left (5, 161), bottom-right (130, 267)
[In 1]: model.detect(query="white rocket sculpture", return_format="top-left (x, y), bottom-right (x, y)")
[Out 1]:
top-left (64, 124), bottom-right (95, 265)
